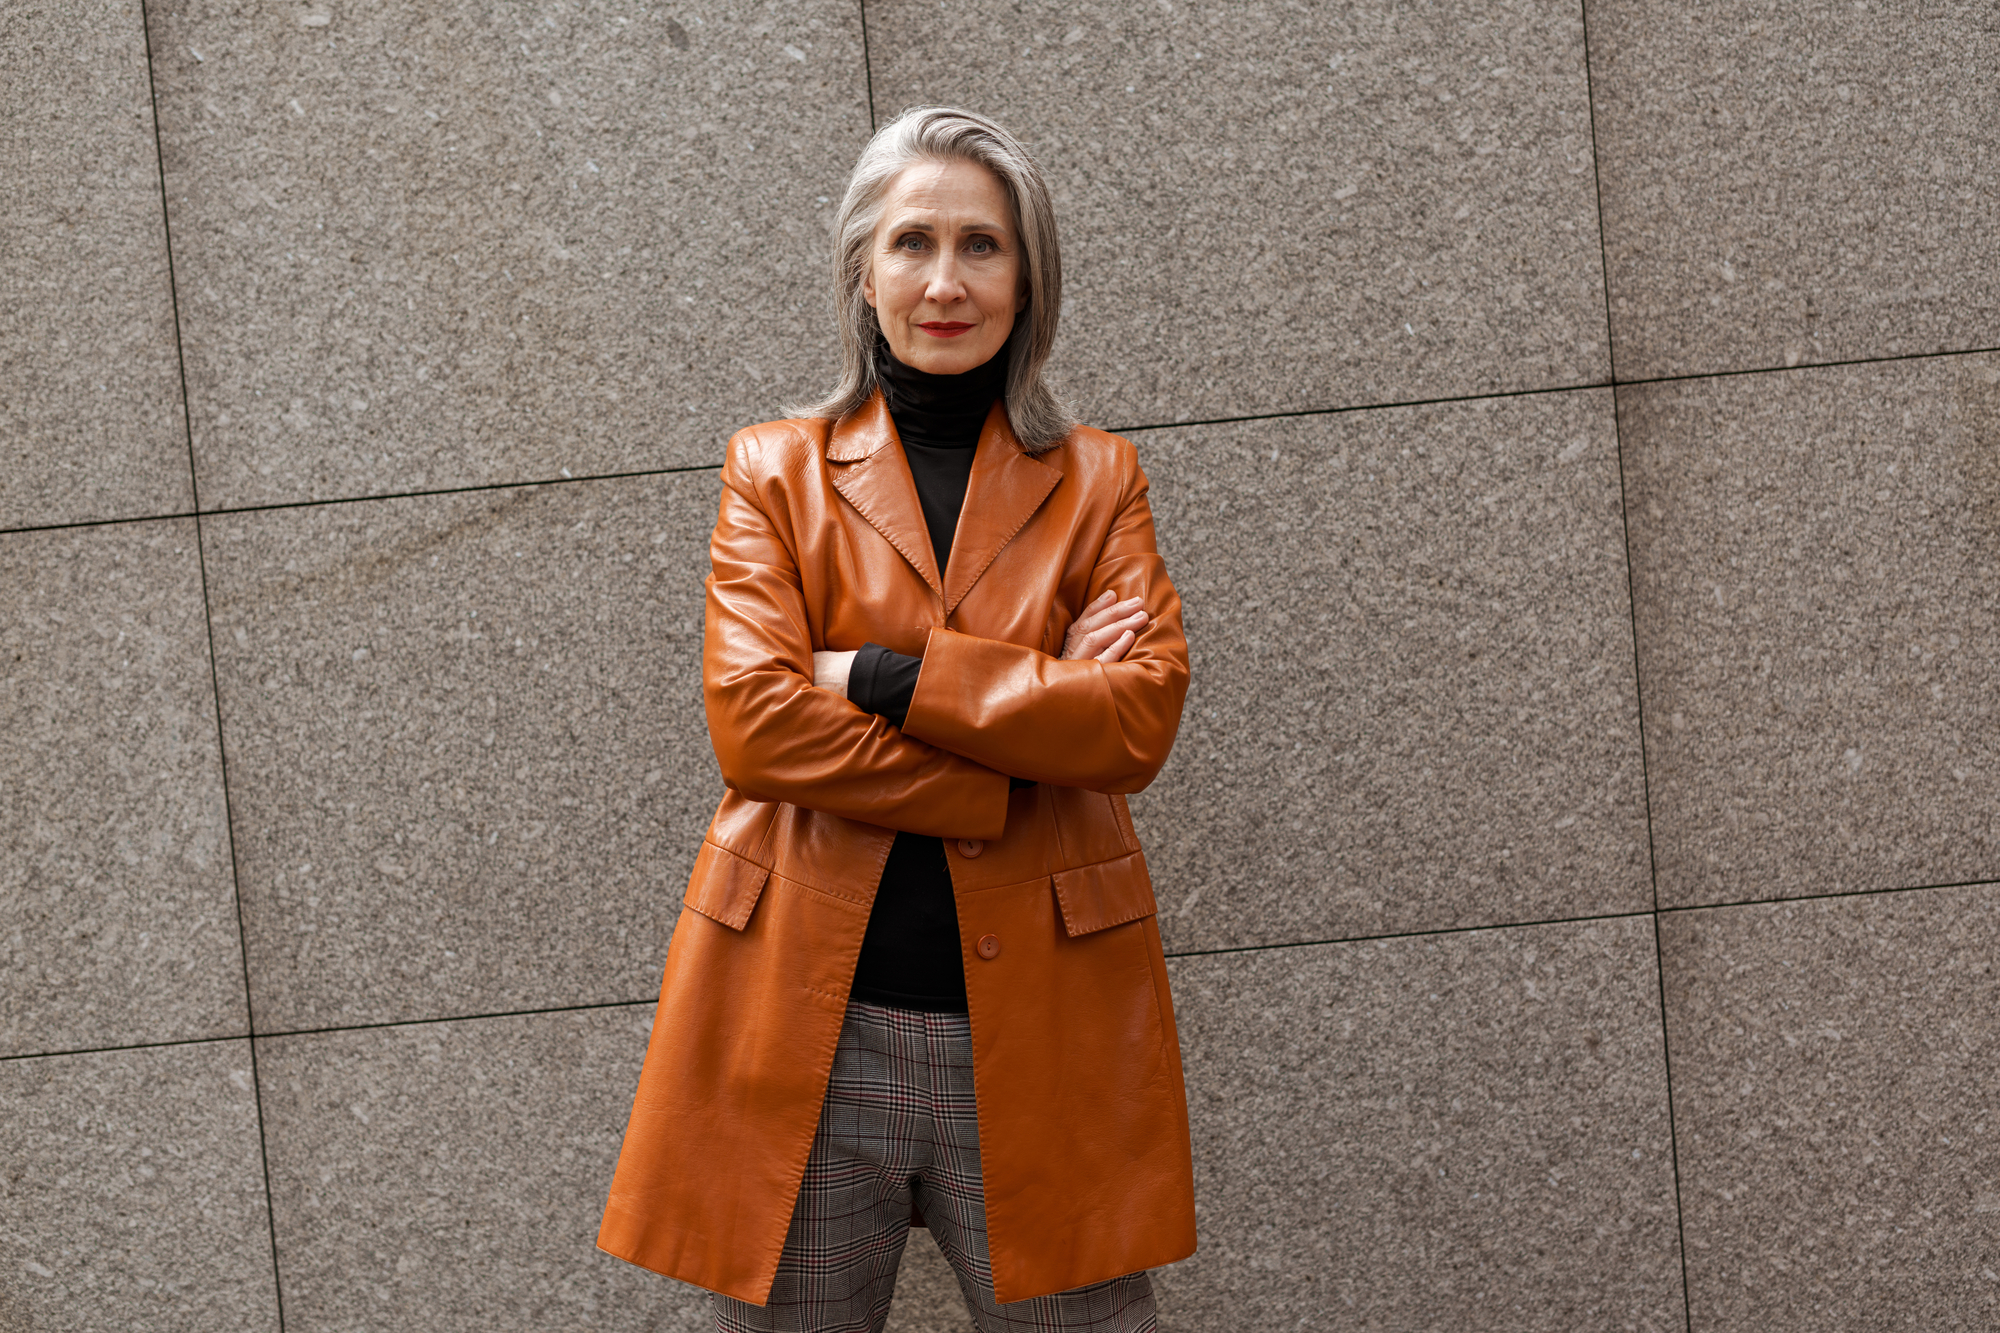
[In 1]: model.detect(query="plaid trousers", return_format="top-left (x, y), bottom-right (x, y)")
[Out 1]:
top-left (710, 1000), bottom-right (1159, 1333)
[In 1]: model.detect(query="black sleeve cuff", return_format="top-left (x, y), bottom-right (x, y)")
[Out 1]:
top-left (851, 642), bottom-right (1032, 787)
top-left (848, 642), bottom-right (922, 730)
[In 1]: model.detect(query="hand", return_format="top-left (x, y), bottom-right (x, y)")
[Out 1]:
top-left (1061, 590), bottom-right (1149, 663)
top-left (812, 649), bottom-right (857, 699)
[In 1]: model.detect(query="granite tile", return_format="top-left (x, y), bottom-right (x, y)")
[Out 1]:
top-left (0, 1040), bottom-right (278, 1333)
top-left (148, 0), bottom-right (870, 508)
top-left (1161, 918), bottom-right (1681, 1329)
top-left (883, 1230), bottom-right (974, 1333)
top-left (0, 0), bottom-right (192, 528)
top-left (1589, 0), bottom-right (2000, 379)
top-left (203, 473), bottom-right (718, 1030)
top-left (0, 520), bottom-right (244, 1056)
top-left (867, 0), bottom-right (1610, 428)
top-left (1661, 886), bottom-right (2000, 1330)
top-left (1132, 389), bottom-right (1649, 949)
top-left (1623, 354), bottom-right (2000, 908)
top-left (259, 1005), bottom-right (710, 1332)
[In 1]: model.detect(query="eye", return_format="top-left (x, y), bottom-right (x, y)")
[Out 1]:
top-left (966, 236), bottom-right (997, 255)
top-left (895, 233), bottom-right (929, 252)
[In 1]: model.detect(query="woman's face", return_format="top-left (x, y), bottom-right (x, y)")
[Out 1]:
top-left (863, 158), bottom-right (1027, 377)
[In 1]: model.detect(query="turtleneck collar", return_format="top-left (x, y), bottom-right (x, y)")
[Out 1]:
top-left (875, 337), bottom-right (1009, 451)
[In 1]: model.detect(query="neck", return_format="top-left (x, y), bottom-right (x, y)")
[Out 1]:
top-left (875, 339), bottom-right (1008, 451)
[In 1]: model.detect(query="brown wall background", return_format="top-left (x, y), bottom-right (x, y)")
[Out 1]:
top-left (4, 1), bottom-right (1998, 1329)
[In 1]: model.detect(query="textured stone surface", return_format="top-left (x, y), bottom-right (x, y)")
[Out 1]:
top-left (1589, 0), bottom-right (2000, 378)
top-left (1662, 886), bottom-right (2000, 1330)
top-left (259, 1005), bottom-right (711, 1332)
top-left (868, 0), bottom-right (1609, 428)
top-left (0, 1040), bottom-right (278, 1333)
top-left (1624, 354), bottom-right (2000, 908)
top-left (1161, 920), bottom-right (1681, 1329)
top-left (1133, 389), bottom-right (1649, 948)
top-left (0, 0), bottom-right (191, 528)
top-left (0, 521), bottom-right (244, 1057)
top-left (148, 0), bottom-right (869, 508)
top-left (883, 1230), bottom-right (974, 1333)
top-left (203, 473), bottom-right (719, 1031)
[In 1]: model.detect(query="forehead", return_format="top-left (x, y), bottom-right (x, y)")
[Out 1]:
top-left (879, 158), bottom-right (1014, 225)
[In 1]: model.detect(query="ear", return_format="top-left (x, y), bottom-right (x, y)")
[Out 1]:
top-left (862, 259), bottom-right (878, 309)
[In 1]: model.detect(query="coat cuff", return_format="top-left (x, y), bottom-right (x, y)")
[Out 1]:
top-left (847, 642), bottom-right (922, 730)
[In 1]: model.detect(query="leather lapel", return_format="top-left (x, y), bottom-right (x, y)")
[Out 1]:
top-left (827, 392), bottom-right (942, 597)
top-left (942, 402), bottom-right (1062, 617)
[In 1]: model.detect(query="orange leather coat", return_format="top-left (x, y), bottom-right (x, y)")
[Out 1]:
top-left (597, 392), bottom-right (1196, 1304)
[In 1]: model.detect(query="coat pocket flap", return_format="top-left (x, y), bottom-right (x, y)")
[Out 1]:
top-left (684, 840), bottom-right (773, 932)
top-left (1052, 850), bottom-right (1157, 937)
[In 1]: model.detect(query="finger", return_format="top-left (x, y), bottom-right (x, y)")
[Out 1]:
top-left (1071, 591), bottom-right (1116, 633)
top-left (1061, 628), bottom-right (1093, 661)
top-left (1095, 628), bottom-right (1136, 663)
top-left (1064, 600), bottom-right (1146, 659)
top-left (1095, 610), bottom-right (1147, 640)
top-left (1079, 621), bottom-right (1129, 657)
top-left (1076, 597), bottom-right (1144, 638)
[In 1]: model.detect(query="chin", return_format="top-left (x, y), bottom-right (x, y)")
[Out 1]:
top-left (910, 343), bottom-right (1001, 375)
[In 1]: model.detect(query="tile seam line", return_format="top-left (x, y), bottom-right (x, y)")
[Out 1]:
top-left (1578, 0), bottom-right (1691, 1314)
top-left (13, 872), bottom-right (1994, 1062)
top-left (135, 3), bottom-right (288, 1327)
top-left (1110, 341), bottom-right (2000, 435)
top-left (0, 463), bottom-right (725, 535)
top-left (1, 508), bottom-right (201, 537)
top-left (1608, 341), bottom-right (2000, 390)
top-left (1658, 874), bottom-right (2000, 915)
top-left (1162, 908), bottom-right (1661, 958)
top-left (1157, 870), bottom-right (2000, 953)
top-left (71, 462), bottom-right (722, 529)
top-left (1612, 371), bottom-right (1695, 1332)
top-left (2, 1000), bottom-right (650, 1064)
top-left (856, 0), bottom-right (877, 131)
top-left (1577, 0), bottom-right (1690, 1317)
top-left (1, 1030), bottom-right (253, 1065)
top-left (10, 339), bottom-right (2000, 537)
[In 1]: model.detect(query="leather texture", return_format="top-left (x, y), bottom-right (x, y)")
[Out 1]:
top-left (597, 392), bottom-right (1196, 1305)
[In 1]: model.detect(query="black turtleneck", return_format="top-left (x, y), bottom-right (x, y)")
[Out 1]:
top-left (878, 337), bottom-right (1007, 605)
top-left (847, 340), bottom-right (1009, 729)
top-left (846, 341), bottom-right (1008, 1012)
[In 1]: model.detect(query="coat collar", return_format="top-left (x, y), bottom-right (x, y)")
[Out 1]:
top-left (827, 391), bottom-right (1061, 614)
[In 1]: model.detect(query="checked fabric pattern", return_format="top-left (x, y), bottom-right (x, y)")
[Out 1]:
top-left (710, 1000), bottom-right (1159, 1333)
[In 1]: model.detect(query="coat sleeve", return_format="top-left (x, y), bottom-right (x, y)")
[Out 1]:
top-left (901, 446), bottom-right (1190, 795)
top-left (704, 428), bottom-right (1013, 840)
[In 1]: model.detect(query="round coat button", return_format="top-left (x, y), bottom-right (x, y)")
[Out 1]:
top-left (957, 839), bottom-right (984, 858)
top-left (976, 934), bottom-right (1002, 960)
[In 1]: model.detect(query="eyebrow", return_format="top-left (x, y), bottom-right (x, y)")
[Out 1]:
top-left (885, 218), bottom-right (1011, 236)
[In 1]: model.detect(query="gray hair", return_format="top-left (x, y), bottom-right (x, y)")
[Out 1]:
top-left (790, 106), bottom-right (1071, 454)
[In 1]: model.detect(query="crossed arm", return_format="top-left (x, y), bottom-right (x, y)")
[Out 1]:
top-left (811, 588), bottom-right (1152, 702)
top-left (705, 435), bottom-right (1188, 840)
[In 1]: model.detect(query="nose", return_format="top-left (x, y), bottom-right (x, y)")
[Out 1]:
top-left (924, 247), bottom-right (967, 306)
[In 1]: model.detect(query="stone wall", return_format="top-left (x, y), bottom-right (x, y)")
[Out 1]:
top-left (4, 1), bottom-right (1997, 1329)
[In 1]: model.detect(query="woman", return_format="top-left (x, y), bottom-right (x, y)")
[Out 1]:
top-left (599, 107), bottom-right (1194, 1333)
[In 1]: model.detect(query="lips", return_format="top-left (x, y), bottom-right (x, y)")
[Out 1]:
top-left (918, 321), bottom-right (975, 337)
